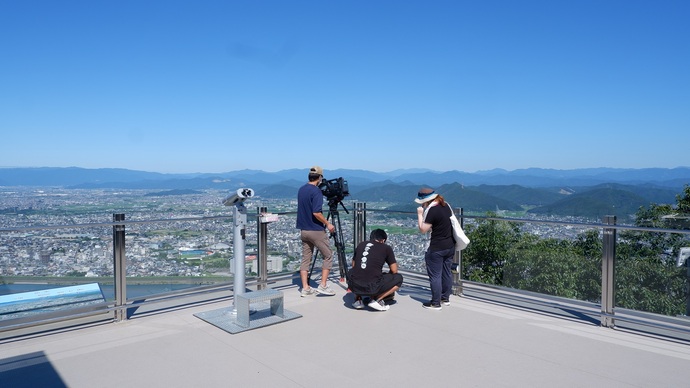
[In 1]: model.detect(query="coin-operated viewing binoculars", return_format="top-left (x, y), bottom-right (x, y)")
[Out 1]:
top-left (223, 188), bottom-right (254, 314)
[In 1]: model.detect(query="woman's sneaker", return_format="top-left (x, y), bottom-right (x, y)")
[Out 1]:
top-left (423, 301), bottom-right (442, 310)
top-left (352, 299), bottom-right (364, 309)
top-left (368, 299), bottom-right (390, 311)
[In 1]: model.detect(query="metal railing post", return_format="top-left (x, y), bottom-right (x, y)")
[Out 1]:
top-left (452, 207), bottom-right (464, 296)
top-left (684, 258), bottom-right (690, 317)
top-left (257, 206), bottom-right (268, 290)
top-left (113, 213), bottom-right (126, 322)
top-left (353, 202), bottom-right (367, 247)
top-left (601, 215), bottom-right (617, 327)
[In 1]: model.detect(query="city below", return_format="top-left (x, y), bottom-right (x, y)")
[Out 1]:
top-left (0, 187), bottom-right (608, 282)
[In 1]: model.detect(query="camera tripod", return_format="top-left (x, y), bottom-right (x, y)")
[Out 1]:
top-left (309, 198), bottom-right (350, 284)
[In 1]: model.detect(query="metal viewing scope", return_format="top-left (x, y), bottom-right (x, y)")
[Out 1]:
top-left (223, 188), bottom-right (254, 207)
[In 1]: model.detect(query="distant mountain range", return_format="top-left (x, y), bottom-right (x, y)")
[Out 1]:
top-left (1, 166), bottom-right (688, 221)
top-left (1, 166), bottom-right (689, 189)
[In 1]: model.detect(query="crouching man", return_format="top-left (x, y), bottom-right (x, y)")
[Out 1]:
top-left (348, 229), bottom-right (403, 311)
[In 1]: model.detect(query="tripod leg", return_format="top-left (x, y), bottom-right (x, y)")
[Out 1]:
top-left (329, 210), bottom-right (349, 283)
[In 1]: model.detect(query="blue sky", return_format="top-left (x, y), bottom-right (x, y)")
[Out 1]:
top-left (1, 1), bottom-right (688, 174)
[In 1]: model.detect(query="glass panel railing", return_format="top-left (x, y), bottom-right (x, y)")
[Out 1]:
top-left (1, 188), bottom-right (240, 320)
top-left (498, 222), bottom-right (602, 303)
top-left (614, 228), bottom-right (690, 318)
top-left (3, 192), bottom-right (689, 336)
top-left (0, 223), bottom-right (114, 321)
top-left (121, 217), bottom-right (236, 301)
top-left (361, 208), bottom-right (427, 272)
top-left (457, 217), bottom-right (601, 301)
top-left (264, 209), bottom-right (356, 279)
top-left (263, 212), bottom-right (303, 276)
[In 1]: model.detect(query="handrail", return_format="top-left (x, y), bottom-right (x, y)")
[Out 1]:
top-left (2, 203), bottom-right (689, 340)
top-left (4, 210), bottom-right (688, 236)
top-left (0, 215), bottom-right (234, 233)
top-left (464, 213), bottom-right (690, 235)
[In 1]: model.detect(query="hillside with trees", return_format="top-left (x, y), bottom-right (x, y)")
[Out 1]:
top-left (461, 185), bottom-right (690, 316)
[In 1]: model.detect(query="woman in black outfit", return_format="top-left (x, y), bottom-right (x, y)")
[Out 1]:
top-left (415, 187), bottom-right (455, 310)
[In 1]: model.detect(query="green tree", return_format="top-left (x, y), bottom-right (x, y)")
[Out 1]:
top-left (503, 236), bottom-right (580, 298)
top-left (460, 185), bottom-right (690, 316)
top-left (500, 229), bottom-right (601, 302)
top-left (463, 213), bottom-right (522, 285)
top-left (614, 184), bottom-right (690, 315)
top-left (572, 229), bottom-right (603, 303)
top-left (675, 184), bottom-right (690, 214)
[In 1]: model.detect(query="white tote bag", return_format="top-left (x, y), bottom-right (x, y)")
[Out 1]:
top-left (449, 207), bottom-right (470, 250)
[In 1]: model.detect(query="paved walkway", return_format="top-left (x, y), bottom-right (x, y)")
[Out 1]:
top-left (2, 279), bottom-right (690, 388)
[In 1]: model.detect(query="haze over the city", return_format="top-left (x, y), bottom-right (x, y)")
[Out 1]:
top-left (1, 1), bottom-right (688, 174)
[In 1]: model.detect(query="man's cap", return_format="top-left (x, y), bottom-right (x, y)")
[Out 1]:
top-left (310, 166), bottom-right (323, 176)
top-left (414, 187), bottom-right (438, 204)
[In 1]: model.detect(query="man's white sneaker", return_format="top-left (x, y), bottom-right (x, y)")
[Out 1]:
top-left (352, 299), bottom-right (364, 309)
top-left (368, 299), bottom-right (390, 311)
top-left (315, 284), bottom-right (335, 296)
top-left (301, 287), bottom-right (316, 297)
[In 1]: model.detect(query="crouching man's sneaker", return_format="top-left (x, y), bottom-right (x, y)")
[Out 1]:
top-left (368, 299), bottom-right (390, 311)
top-left (352, 299), bottom-right (364, 309)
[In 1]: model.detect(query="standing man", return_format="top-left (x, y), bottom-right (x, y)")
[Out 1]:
top-left (348, 229), bottom-right (403, 311)
top-left (296, 166), bottom-right (336, 297)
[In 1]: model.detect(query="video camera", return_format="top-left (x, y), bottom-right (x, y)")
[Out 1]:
top-left (319, 177), bottom-right (349, 203)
